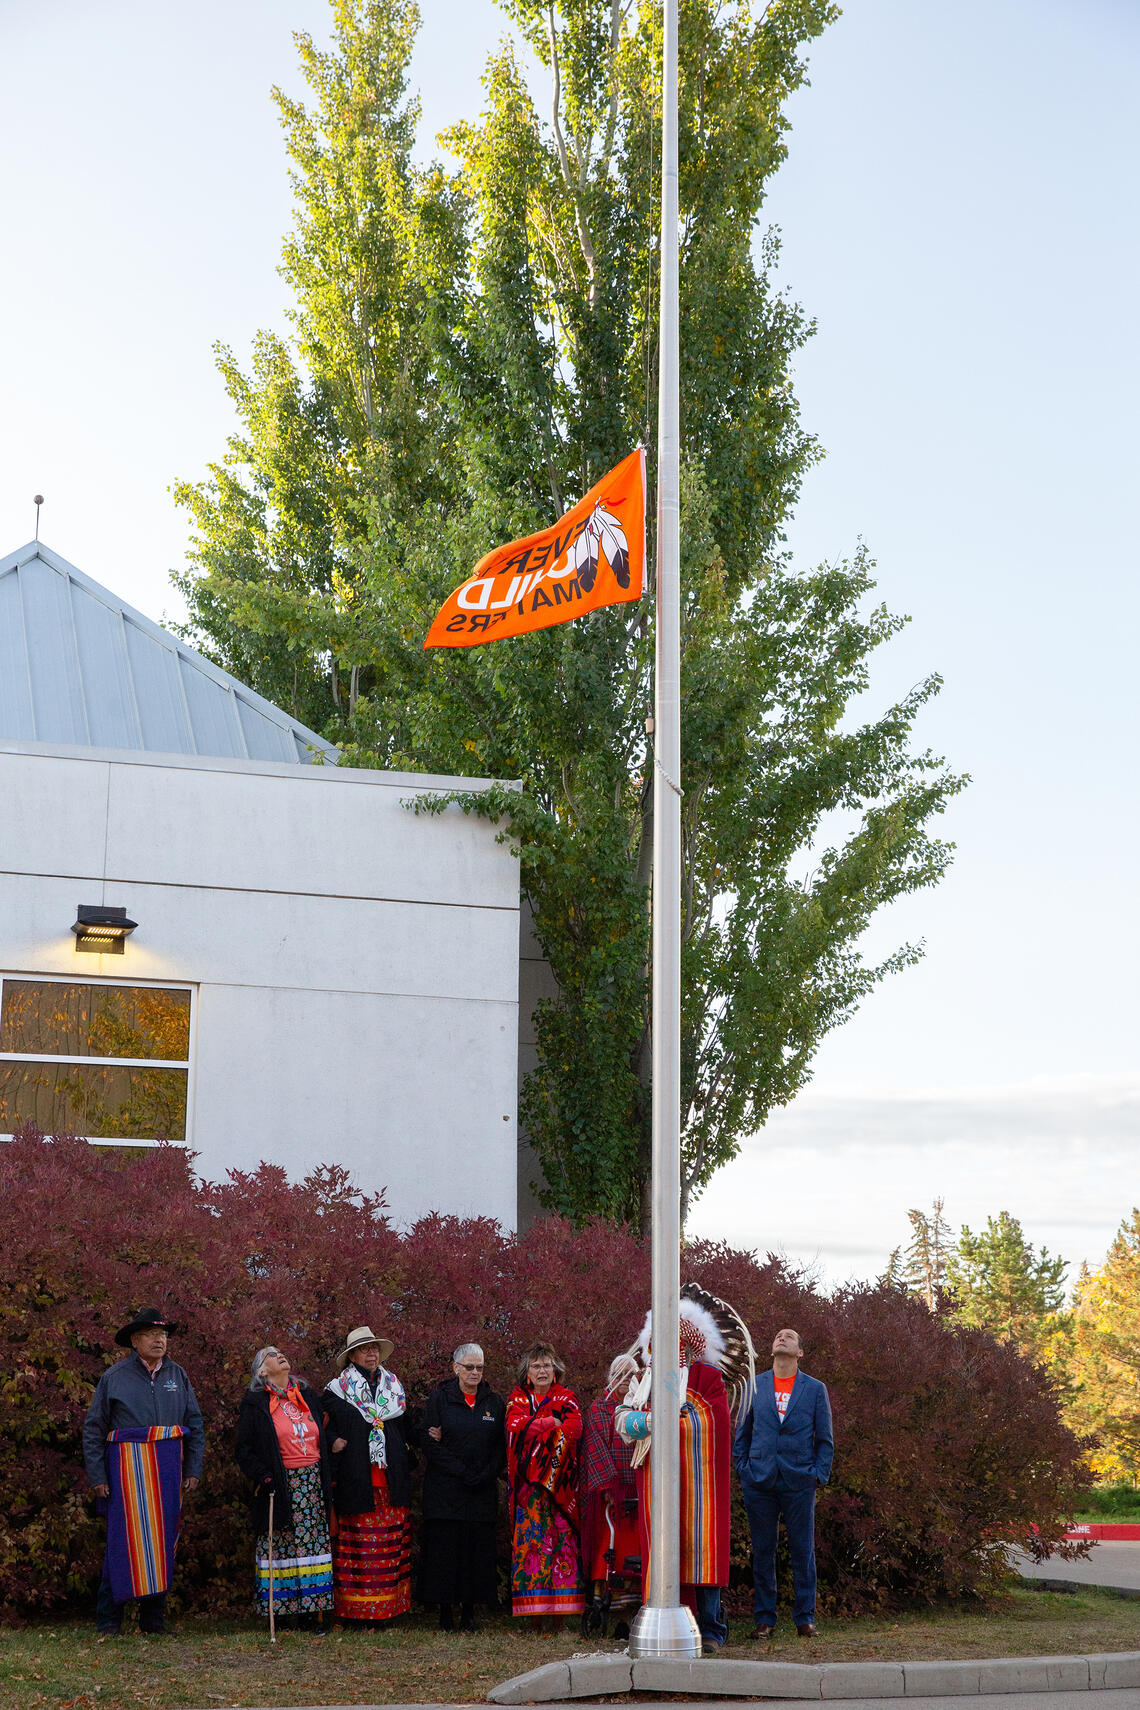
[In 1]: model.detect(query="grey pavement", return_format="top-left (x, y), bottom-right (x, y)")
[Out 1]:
top-left (1017, 1541), bottom-right (1140, 1594)
top-left (752, 1697), bottom-right (1140, 1709)
top-left (198, 1698), bottom-right (1140, 1709)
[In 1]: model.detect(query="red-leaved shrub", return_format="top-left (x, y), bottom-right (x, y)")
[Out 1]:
top-left (0, 1127), bottom-right (1090, 1621)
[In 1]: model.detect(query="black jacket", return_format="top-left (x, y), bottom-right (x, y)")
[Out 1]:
top-left (234, 1381), bottom-right (334, 1533)
top-left (421, 1377), bottom-right (506, 1523)
top-left (321, 1377), bottom-right (417, 1515)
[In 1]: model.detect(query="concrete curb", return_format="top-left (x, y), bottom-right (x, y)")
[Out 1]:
top-left (1022, 1576), bottom-right (1140, 1602)
top-left (485, 1648), bottom-right (1140, 1701)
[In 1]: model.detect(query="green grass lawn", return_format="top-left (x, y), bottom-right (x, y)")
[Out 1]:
top-left (1, 1588), bottom-right (1138, 1710)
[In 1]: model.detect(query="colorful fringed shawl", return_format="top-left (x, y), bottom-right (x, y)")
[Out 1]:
top-left (506, 1381), bottom-right (584, 1616)
top-left (634, 1361), bottom-right (730, 1587)
top-left (104, 1425), bottom-right (185, 1602)
top-left (505, 1381), bottom-right (582, 1527)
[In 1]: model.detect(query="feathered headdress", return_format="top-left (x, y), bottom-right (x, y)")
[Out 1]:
top-left (625, 1281), bottom-right (757, 1427)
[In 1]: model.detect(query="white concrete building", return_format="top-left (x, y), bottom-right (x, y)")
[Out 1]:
top-left (0, 541), bottom-right (521, 1227)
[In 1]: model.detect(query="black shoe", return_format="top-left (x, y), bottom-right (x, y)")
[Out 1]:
top-left (140, 1624), bottom-right (175, 1637)
top-left (438, 1604), bottom-right (455, 1632)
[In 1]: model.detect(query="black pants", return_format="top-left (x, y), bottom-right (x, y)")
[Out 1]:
top-left (96, 1573), bottom-right (166, 1633)
top-left (418, 1519), bottom-right (498, 1606)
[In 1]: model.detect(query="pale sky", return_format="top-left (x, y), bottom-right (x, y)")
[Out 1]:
top-left (2, 0), bottom-right (1137, 1287)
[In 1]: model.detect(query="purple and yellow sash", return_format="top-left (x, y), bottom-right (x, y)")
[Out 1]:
top-left (105, 1426), bottom-right (185, 1602)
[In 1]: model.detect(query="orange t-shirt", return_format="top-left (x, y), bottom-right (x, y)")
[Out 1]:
top-left (270, 1386), bottom-right (321, 1468)
top-left (773, 1375), bottom-right (795, 1421)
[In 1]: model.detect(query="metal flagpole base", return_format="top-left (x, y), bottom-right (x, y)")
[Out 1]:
top-left (627, 1602), bottom-right (701, 1659)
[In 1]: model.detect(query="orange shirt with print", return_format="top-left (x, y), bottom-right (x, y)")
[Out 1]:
top-left (269, 1386), bottom-right (321, 1468)
top-left (773, 1374), bottom-right (795, 1421)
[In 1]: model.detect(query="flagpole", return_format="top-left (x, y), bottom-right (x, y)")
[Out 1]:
top-left (628, 0), bottom-right (699, 1663)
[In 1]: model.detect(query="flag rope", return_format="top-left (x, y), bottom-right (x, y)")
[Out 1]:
top-left (654, 754), bottom-right (684, 798)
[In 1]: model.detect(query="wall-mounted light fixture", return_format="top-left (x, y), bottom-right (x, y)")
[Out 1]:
top-left (72, 904), bottom-right (138, 955)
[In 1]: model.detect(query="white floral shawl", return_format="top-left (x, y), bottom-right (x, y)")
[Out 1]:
top-left (336, 1363), bottom-right (406, 1468)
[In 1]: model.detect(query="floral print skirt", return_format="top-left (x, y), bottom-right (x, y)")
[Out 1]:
top-left (255, 1464), bottom-right (334, 1615)
top-left (511, 1484), bottom-right (584, 1617)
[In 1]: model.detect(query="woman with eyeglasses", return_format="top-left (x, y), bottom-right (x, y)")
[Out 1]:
top-left (505, 1341), bottom-right (585, 1631)
top-left (417, 1342), bottom-right (506, 1632)
top-left (235, 1345), bottom-right (343, 1632)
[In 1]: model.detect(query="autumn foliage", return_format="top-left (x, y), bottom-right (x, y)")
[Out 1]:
top-left (0, 1128), bottom-right (1089, 1622)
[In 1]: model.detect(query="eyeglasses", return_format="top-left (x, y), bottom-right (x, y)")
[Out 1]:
top-left (458, 1363), bottom-right (484, 1372)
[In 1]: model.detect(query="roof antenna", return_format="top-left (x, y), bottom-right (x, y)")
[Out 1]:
top-left (33, 494), bottom-right (44, 542)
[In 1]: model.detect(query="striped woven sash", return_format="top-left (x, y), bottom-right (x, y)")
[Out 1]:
top-left (105, 1426), bottom-right (186, 1602)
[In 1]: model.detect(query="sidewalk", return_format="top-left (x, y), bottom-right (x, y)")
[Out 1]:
top-left (1016, 1541), bottom-right (1140, 1597)
top-left (1066, 1539), bottom-right (1140, 1552)
top-left (486, 1648), bottom-right (1140, 1702)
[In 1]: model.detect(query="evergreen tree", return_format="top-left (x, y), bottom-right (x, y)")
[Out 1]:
top-left (174, 0), bottom-right (966, 1230)
top-left (902, 1197), bottom-right (953, 1307)
top-left (947, 1210), bottom-right (1067, 1362)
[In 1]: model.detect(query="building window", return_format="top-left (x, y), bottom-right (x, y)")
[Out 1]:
top-left (0, 978), bottom-right (192, 1145)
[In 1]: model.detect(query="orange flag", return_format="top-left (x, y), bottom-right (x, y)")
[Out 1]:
top-left (424, 448), bottom-right (645, 649)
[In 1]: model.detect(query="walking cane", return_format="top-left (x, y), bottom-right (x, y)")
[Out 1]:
top-left (267, 1490), bottom-right (277, 1645)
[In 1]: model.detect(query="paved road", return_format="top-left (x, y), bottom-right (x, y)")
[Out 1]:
top-left (214, 1698), bottom-right (1140, 1710)
top-left (784, 1696), bottom-right (1140, 1709)
top-left (1017, 1540), bottom-right (1140, 1592)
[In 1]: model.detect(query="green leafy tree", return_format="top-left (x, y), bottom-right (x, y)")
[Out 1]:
top-left (947, 1211), bottom-right (1068, 1362)
top-left (174, 0), bottom-right (966, 1230)
top-left (1065, 1215), bottom-right (1140, 1482)
top-left (172, 0), bottom-right (457, 727)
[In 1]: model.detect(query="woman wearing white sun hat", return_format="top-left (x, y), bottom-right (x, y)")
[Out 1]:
top-left (321, 1326), bottom-right (416, 1625)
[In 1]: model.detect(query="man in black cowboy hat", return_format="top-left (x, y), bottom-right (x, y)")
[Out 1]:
top-left (82, 1308), bottom-right (205, 1637)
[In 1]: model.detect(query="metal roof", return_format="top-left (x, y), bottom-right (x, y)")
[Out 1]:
top-left (0, 541), bottom-right (339, 765)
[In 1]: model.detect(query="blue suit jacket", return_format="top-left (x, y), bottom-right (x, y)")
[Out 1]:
top-left (733, 1369), bottom-right (833, 1493)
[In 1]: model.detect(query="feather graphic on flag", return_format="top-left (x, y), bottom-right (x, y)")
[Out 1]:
top-left (572, 503), bottom-right (630, 593)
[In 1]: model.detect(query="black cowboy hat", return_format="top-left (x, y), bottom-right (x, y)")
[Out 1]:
top-left (115, 1307), bottom-right (183, 1348)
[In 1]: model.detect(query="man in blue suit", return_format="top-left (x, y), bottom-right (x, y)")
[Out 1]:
top-left (733, 1327), bottom-right (833, 1639)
